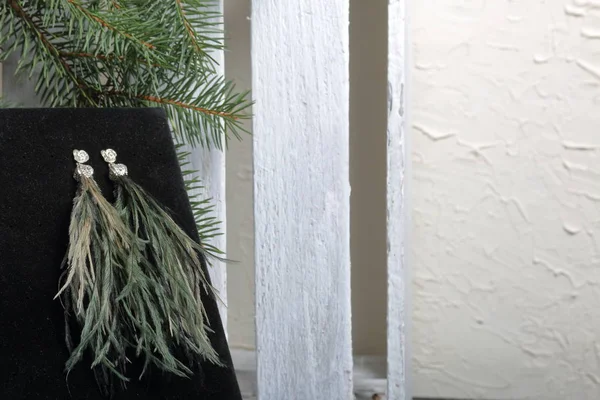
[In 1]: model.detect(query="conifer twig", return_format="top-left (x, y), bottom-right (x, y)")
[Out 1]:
top-left (7, 0), bottom-right (95, 104)
top-left (66, 0), bottom-right (155, 49)
top-left (175, 0), bottom-right (202, 53)
top-left (105, 90), bottom-right (238, 119)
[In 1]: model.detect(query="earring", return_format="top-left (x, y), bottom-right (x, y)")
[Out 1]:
top-left (57, 150), bottom-right (145, 389)
top-left (59, 150), bottom-right (205, 394)
top-left (101, 149), bottom-right (222, 370)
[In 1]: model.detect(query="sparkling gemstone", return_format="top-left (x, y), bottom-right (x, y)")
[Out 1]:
top-left (112, 163), bottom-right (128, 176)
top-left (101, 149), bottom-right (118, 163)
top-left (73, 149), bottom-right (89, 163)
top-left (77, 164), bottom-right (94, 178)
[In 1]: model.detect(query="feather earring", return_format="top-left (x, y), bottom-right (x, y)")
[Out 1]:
top-left (58, 150), bottom-right (198, 394)
top-left (57, 150), bottom-right (146, 388)
top-left (100, 149), bottom-right (222, 370)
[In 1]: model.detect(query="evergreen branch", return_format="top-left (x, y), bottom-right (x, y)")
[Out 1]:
top-left (176, 145), bottom-right (224, 259)
top-left (8, 1), bottom-right (68, 73)
top-left (60, 51), bottom-right (112, 61)
top-left (131, 0), bottom-right (222, 70)
top-left (60, 51), bottom-right (163, 68)
top-left (80, 0), bottom-right (120, 11)
top-left (57, 0), bottom-right (174, 69)
top-left (135, 94), bottom-right (237, 119)
top-left (6, 0), bottom-right (96, 105)
top-left (175, 0), bottom-right (202, 53)
top-left (65, 0), bottom-right (154, 49)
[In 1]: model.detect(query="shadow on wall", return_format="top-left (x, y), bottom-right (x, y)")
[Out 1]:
top-left (224, 0), bottom-right (256, 350)
top-left (349, 0), bottom-right (388, 356)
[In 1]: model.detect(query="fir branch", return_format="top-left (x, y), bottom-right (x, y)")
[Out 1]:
top-left (135, 93), bottom-right (237, 119)
top-left (131, 0), bottom-right (222, 69)
top-left (65, 0), bottom-right (154, 50)
top-left (59, 51), bottom-right (163, 68)
top-left (101, 72), bottom-right (252, 149)
top-left (175, 0), bottom-right (202, 53)
top-left (176, 145), bottom-right (224, 259)
top-left (6, 0), bottom-right (97, 105)
top-left (60, 51), bottom-right (113, 61)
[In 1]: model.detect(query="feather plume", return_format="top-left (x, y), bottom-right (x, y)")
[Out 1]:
top-left (112, 173), bottom-right (222, 368)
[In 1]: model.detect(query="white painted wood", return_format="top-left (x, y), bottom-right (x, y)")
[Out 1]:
top-left (183, 0), bottom-right (228, 330)
top-left (252, 1), bottom-right (352, 399)
top-left (387, 0), bottom-right (409, 399)
top-left (181, 138), bottom-right (228, 328)
top-left (232, 350), bottom-right (385, 400)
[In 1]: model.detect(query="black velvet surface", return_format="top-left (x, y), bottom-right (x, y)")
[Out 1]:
top-left (0, 108), bottom-right (242, 400)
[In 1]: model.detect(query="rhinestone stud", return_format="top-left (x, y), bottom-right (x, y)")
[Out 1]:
top-left (101, 149), bottom-right (118, 163)
top-left (73, 149), bottom-right (89, 164)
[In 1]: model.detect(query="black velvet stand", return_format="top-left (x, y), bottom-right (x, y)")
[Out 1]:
top-left (0, 108), bottom-right (242, 400)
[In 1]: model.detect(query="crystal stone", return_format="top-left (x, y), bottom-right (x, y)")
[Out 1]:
top-left (76, 164), bottom-right (94, 178)
top-left (112, 163), bottom-right (128, 176)
top-left (101, 149), bottom-right (118, 163)
top-left (73, 149), bottom-right (89, 163)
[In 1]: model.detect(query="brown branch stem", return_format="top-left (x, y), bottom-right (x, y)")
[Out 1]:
top-left (175, 0), bottom-right (201, 53)
top-left (60, 51), bottom-right (162, 68)
top-left (106, 91), bottom-right (238, 119)
top-left (61, 51), bottom-right (112, 61)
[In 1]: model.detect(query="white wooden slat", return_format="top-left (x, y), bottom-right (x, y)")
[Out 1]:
top-left (252, 1), bottom-right (352, 399)
top-left (232, 349), bottom-right (387, 400)
top-left (181, 139), bottom-right (228, 328)
top-left (183, 0), bottom-right (228, 330)
top-left (387, 0), bottom-right (409, 399)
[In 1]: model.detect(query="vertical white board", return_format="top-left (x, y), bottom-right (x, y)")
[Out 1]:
top-left (387, 0), bottom-right (408, 399)
top-left (183, 0), bottom-right (228, 330)
top-left (252, 1), bottom-right (353, 399)
top-left (182, 139), bottom-right (228, 329)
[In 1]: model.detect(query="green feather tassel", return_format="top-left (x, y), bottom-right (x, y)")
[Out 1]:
top-left (59, 151), bottom-right (219, 394)
top-left (111, 173), bottom-right (222, 369)
top-left (57, 173), bottom-right (140, 388)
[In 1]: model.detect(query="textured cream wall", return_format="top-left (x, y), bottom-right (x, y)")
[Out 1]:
top-left (412, 1), bottom-right (600, 399)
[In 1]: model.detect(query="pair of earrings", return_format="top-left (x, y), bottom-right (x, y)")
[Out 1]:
top-left (58, 149), bottom-right (220, 392)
